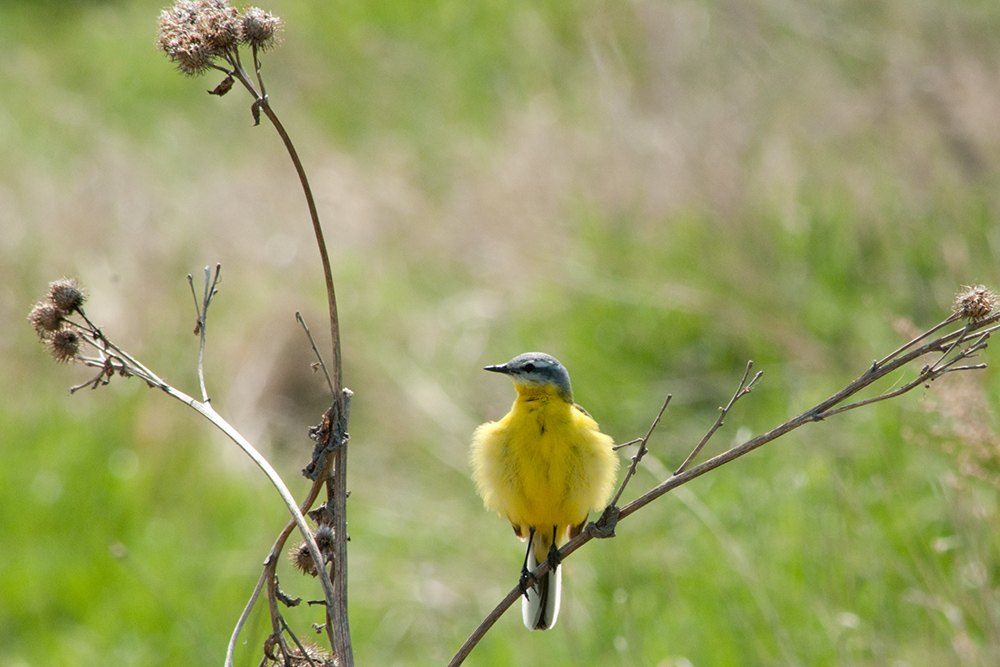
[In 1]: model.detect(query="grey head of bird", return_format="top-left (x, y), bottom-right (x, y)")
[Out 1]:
top-left (485, 352), bottom-right (573, 403)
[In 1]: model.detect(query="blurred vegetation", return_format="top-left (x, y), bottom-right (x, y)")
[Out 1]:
top-left (3, 0), bottom-right (1000, 665)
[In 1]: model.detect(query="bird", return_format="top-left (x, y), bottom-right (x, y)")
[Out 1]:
top-left (470, 352), bottom-right (619, 630)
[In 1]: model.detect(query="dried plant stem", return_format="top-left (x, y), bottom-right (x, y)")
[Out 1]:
top-left (875, 312), bottom-right (961, 366)
top-left (297, 312), bottom-right (335, 396)
top-left (257, 100), bottom-right (343, 397)
top-left (115, 373), bottom-right (338, 618)
top-left (225, 57), bottom-right (343, 398)
top-left (328, 435), bottom-right (352, 662)
top-left (225, 456), bottom-right (333, 667)
top-left (619, 316), bottom-right (994, 520)
top-left (228, 58), bottom-right (353, 665)
top-left (72, 264), bottom-right (347, 661)
top-left (260, 104), bottom-right (354, 663)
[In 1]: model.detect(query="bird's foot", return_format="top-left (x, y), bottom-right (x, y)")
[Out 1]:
top-left (546, 542), bottom-right (562, 571)
top-left (588, 505), bottom-right (620, 539)
top-left (519, 568), bottom-right (537, 599)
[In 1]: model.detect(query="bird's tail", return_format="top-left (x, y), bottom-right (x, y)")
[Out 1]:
top-left (522, 547), bottom-right (561, 630)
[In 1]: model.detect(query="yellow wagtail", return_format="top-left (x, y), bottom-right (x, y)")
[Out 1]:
top-left (470, 352), bottom-right (619, 630)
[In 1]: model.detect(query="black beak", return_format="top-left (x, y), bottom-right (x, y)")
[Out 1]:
top-left (484, 363), bottom-right (510, 374)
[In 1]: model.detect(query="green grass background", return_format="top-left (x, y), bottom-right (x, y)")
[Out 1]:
top-left (3, 0), bottom-right (1000, 665)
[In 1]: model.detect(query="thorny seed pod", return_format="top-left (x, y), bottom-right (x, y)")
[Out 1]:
top-left (28, 302), bottom-right (64, 338)
top-left (953, 284), bottom-right (997, 322)
top-left (158, 1), bottom-right (216, 75)
top-left (49, 328), bottom-right (81, 363)
top-left (314, 524), bottom-right (335, 559)
top-left (48, 277), bottom-right (85, 313)
top-left (290, 542), bottom-right (319, 577)
top-left (195, 0), bottom-right (241, 52)
top-left (240, 7), bottom-right (283, 51)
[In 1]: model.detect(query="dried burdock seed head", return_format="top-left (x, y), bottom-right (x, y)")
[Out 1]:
top-left (159, 1), bottom-right (282, 76)
top-left (50, 328), bottom-right (81, 363)
top-left (290, 524), bottom-right (336, 576)
top-left (953, 284), bottom-right (997, 322)
top-left (266, 637), bottom-right (331, 666)
top-left (196, 0), bottom-right (241, 52)
top-left (314, 524), bottom-right (335, 558)
top-left (290, 542), bottom-right (319, 577)
top-left (158, 1), bottom-right (209, 75)
top-left (287, 643), bottom-right (331, 667)
top-left (240, 7), bottom-right (283, 51)
top-left (48, 277), bottom-right (86, 313)
top-left (158, 0), bottom-right (237, 75)
top-left (29, 302), bottom-right (64, 338)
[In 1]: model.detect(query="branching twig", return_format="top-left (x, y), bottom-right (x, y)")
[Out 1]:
top-left (875, 312), bottom-right (961, 367)
top-left (675, 361), bottom-right (763, 475)
top-left (608, 394), bottom-right (671, 509)
top-left (28, 273), bottom-right (340, 662)
top-left (75, 336), bottom-right (339, 630)
top-left (297, 311), bottom-right (335, 397)
top-left (188, 264), bottom-right (222, 403)
top-left (618, 313), bottom-right (997, 522)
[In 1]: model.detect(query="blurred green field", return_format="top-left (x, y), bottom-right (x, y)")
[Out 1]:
top-left (3, 0), bottom-right (1000, 665)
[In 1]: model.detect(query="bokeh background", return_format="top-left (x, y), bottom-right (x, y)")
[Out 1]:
top-left (3, 0), bottom-right (1000, 665)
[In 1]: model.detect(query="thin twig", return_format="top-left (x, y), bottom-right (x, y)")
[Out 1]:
top-left (820, 336), bottom-right (989, 419)
top-left (675, 361), bottom-right (763, 475)
top-left (875, 312), bottom-right (961, 367)
top-left (297, 312), bottom-right (334, 396)
top-left (257, 100), bottom-right (343, 400)
top-left (928, 321), bottom-right (972, 373)
top-left (280, 616), bottom-right (319, 667)
top-left (447, 587), bottom-right (525, 667)
top-left (188, 264), bottom-right (222, 403)
top-left (608, 395), bottom-right (671, 508)
top-left (251, 44), bottom-right (267, 100)
top-left (619, 323), bottom-right (991, 522)
top-left (612, 437), bottom-right (643, 452)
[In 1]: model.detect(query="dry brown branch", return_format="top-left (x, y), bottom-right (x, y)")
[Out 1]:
top-left (448, 306), bottom-right (999, 665)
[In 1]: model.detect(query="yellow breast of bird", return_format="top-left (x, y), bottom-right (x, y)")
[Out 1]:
top-left (471, 388), bottom-right (617, 535)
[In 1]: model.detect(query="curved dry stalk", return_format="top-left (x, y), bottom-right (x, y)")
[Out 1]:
top-left (221, 34), bottom-right (353, 665)
top-left (226, 456), bottom-right (334, 667)
top-left (58, 278), bottom-right (341, 661)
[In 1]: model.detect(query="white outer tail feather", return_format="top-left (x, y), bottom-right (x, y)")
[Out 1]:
top-left (522, 548), bottom-right (562, 630)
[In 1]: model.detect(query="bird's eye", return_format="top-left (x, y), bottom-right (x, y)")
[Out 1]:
top-left (523, 363), bottom-right (535, 373)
